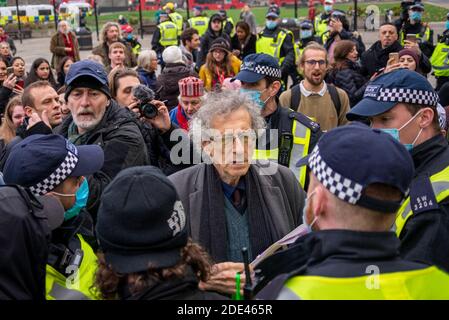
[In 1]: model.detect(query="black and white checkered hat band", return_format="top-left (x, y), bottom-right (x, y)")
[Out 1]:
top-left (242, 64), bottom-right (282, 78)
top-left (377, 88), bottom-right (439, 106)
top-left (308, 146), bottom-right (363, 204)
top-left (29, 151), bottom-right (79, 196)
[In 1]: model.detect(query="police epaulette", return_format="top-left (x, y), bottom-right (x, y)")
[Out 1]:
top-left (288, 112), bottom-right (321, 133)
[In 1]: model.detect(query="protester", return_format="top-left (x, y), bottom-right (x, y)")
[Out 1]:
top-left (280, 43), bottom-right (350, 131)
top-left (231, 21), bottom-right (257, 61)
top-left (240, 5), bottom-right (257, 36)
top-left (3, 134), bottom-right (104, 300)
top-left (0, 96), bottom-right (24, 153)
top-left (50, 20), bottom-right (80, 70)
top-left (199, 38), bottom-right (241, 91)
top-left (136, 50), bottom-right (158, 91)
top-left (399, 48), bottom-right (420, 71)
top-left (56, 56), bottom-right (74, 90)
top-left (326, 40), bottom-right (367, 107)
top-left (54, 60), bottom-right (149, 218)
top-left (0, 42), bottom-right (13, 65)
top-left (92, 22), bottom-right (136, 68)
top-left (257, 123), bottom-right (449, 300)
top-left (347, 69), bottom-right (449, 273)
top-left (106, 41), bottom-right (127, 73)
top-left (218, 10), bottom-right (235, 38)
top-left (95, 166), bottom-right (226, 300)
top-left (156, 46), bottom-right (198, 110)
top-left (169, 90), bottom-right (304, 295)
top-left (180, 28), bottom-right (200, 71)
top-left (57, 89), bottom-right (71, 121)
top-left (0, 25), bottom-right (16, 56)
top-left (24, 58), bottom-right (57, 89)
top-left (169, 77), bottom-right (204, 131)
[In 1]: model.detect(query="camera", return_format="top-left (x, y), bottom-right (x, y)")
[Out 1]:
top-left (132, 84), bottom-right (158, 119)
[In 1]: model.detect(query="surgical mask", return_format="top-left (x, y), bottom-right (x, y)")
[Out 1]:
top-left (266, 20), bottom-right (278, 30)
top-left (324, 5), bottom-right (333, 13)
top-left (240, 88), bottom-right (270, 109)
top-left (378, 111), bottom-right (423, 151)
top-left (52, 178), bottom-right (90, 221)
top-left (300, 29), bottom-right (313, 39)
top-left (302, 190), bottom-right (318, 233)
top-left (410, 11), bottom-right (422, 22)
top-left (126, 34), bottom-right (133, 41)
top-left (445, 20), bottom-right (449, 31)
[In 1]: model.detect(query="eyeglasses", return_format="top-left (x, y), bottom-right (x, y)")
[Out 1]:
top-left (210, 129), bottom-right (256, 147)
top-left (305, 59), bottom-right (327, 67)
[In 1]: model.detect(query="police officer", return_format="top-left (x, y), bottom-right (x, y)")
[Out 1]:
top-left (187, 6), bottom-right (209, 37)
top-left (296, 20), bottom-right (322, 57)
top-left (431, 29), bottom-right (449, 90)
top-left (256, 11), bottom-right (296, 88)
top-left (4, 134), bottom-right (105, 300)
top-left (256, 123), bottom-right (449, 300)
top-left (234, 54), bottom-right (322, 190)
top-left (347, 69), bottom-right (449, 273)
top-left (218, 9), bottom-right (235, 38)
top-left (398, 2), bottom-right (434, 59)
top-left (151, 12), bottom-right (179, 65)
top-left (163, 2), bottom-right (183, 37)
top-left (314, 0), bottom-right (333, 39)
top-left (122, 25), bottom-right (142, 57)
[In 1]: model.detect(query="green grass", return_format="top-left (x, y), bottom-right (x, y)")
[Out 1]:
top-left (85, 2), bottom-right (448, 31)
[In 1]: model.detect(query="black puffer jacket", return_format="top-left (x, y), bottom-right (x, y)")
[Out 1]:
top-left (55, 100), bottom-right (149, 220)
top-left (197, 14), bottom-right (231, 68)
top-left (156, 62), bottom-right (198, 110)
top-left (326, 60), bottom-right (368, 107)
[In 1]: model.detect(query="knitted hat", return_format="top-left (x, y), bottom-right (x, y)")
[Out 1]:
top-left (178, 77), bottom-right (204, 98)
top-left (162, 45), bottom-right (184, 64)
top-left (209, 37), bottom-right (230, 53)
top-left (398, 48), bottom-right (420, 69)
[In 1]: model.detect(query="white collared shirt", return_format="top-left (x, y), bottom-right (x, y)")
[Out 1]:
top-left (299, 81), bottom-right (327, 97)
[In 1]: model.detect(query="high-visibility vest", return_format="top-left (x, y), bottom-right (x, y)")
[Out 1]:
top-left (253, 116), bottom-right (312, 188)
top-left (399, 24), bottom-right (431, 45)
top-left (314, 14), bottom-right (328, 38)
top-left (46, 234), bottom-right (100, 300)
top-left (431, 42), bottom-right (449, 77)
top-left (321, 31), bottom-right (330, 45)
top-left (188, 16), bottom-right (209, 36)
top-left (169, 12), bottom-right (183, 36)
top-left (223, 17), bottom-right (235, 37)
top-left (392, 165), bottom-right (449, 238)
top-left (256, 29), bottom-right (291, 65)
top-left (158, 21), bottom-right (179, 47)
top-left (280, 266), bottom-right (449, 300)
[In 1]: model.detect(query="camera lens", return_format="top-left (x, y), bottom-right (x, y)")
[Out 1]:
top-left (141, 102), bottom-right (158, 119)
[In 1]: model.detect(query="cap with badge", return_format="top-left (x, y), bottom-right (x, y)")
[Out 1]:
top-left (347, 69), bottom-right (439, 121)
top-left (297, 123), bottom-right (415, 213)
top-left (96, 166), bottom-right (188, 273)
top-left (233, 53), bottom-right (282, 83)
top-left (3, 134), bottom-right (104, 196)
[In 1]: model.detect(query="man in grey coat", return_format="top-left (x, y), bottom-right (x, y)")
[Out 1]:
top-left (169, 90), bottom-right (305, 295)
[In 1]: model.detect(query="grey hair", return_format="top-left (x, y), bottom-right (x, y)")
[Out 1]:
top-left (137, 50), bottom-right (157, 69)
top-left (0, 41), bottom-right (9, 49)
top-left (189, 90), bottom-right (266, 146)
top-left (58, 20), bottom-right (70, 32)
top-left (100, 22), bottom-right (121, 43)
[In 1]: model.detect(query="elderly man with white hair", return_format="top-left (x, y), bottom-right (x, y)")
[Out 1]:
top-left (169, 90), bottom-right (305, 296)
top-left (50, 20), bottom-right (80, 69)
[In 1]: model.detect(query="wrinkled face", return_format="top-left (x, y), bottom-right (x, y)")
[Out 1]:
top-left (68, 87), bottom-right (108, 133)
top-left (106, 26), bottom-right (120, 43)
top-left (0, 60), bottom-right (7, 82)
top-left (379, 24), bottom-right (398, 48)
top-left (11, 105), bottom-right (25, 128)
top-left (211, 19), bottom-right (222, 32)
top-left (59, 22), bottom-right (69, 34)
top-left (25, 86), bottom-right (62, 127)
top-left (399, 54), bottom-right (417, 71)
top-left (347, 45), bottom-right (358, 62)
top-left (301, 49), bottom-right (327, 86)
top-left (0, 43), bottom-right (10, 57)
top-left (236, 26), bottom-right (247, 41)
top-left (13, 59), bottom-right (25, 77)
top-left (187, 33), bottom-right (201, 50)
top-left (180, 95), bottom-right (202, 118)
top-left (109, 47), bottom-right (125, 65)
top-left (63, 59), bottom-right (74, 75)
top-left (203, 107), bottom-right (255, 182)
top-left (116, 75), bottom-right (141, 107)
top-left (36, 62), bottom-right (51, 80)
top-left (212, 49), bottom-right (226, 63)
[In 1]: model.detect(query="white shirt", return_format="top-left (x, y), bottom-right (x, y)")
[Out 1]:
top-left (299, 81), bottom-right (327, 97)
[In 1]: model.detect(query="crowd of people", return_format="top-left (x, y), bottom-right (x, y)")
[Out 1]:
top-left (1, 0), bottom-right (449, 301)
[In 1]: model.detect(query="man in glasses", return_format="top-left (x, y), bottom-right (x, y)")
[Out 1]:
top-left (280, 43), bottom-right (350, 132)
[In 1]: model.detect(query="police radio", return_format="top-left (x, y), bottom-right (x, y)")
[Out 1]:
top-left (278, 132), bottom-right (293, 167)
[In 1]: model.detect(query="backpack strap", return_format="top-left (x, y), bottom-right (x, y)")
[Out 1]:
top-left (291, 84), bottom-right (301, 111)
top-left (327, 84), bottom-right (341, 117)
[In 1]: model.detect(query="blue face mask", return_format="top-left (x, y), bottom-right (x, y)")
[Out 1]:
top-left (126, 34), bottom-right (133, 41)
top-left (377, 111), bottom-right (423, 151)
top-left (302, 190), bottom-right (318, 233)
top-left (53, 178), bottom-right (90, 221)
top-left (300, 29), bottom-right (313, 39)
top-left (266, 20), bottom-right (278, 30)
top-left (240, 88), bottom-right (269, 109)
top-left (410, 11), bottom-right (422, 22)
top-left (445, 20), bottom-right (449, 31)
top-left (324, 5), bottom-right (333, 13)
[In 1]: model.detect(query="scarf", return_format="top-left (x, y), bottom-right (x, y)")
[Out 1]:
top-left (175, 104), bottom-right (189, 131)
top-left (67, 121), bottom-right (90, 145)
top-left (62, 32), bottom-right (75, 59)
top-left (199, 165), bottom-right (278, 263)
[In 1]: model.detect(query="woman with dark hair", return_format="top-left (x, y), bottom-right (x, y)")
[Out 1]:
top-left (56, 56), bottom-right (74, 89)
top-left (24, 58), bottom-right (57, 89)
top-left (199, 38), bottom-right (241, 91)
top-left (95, 166), bottom-right (227, 300)
top-left (0, 56), bottom-right (24, 115)
top-left (0, 96), bottom-right (24, 154)
top-left (231, 21), bottom-right (256, 60)
top-left (326, 40), bottom-right (367, 107)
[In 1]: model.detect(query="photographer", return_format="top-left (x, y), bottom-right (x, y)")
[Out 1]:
top-left (109, 67), bottom-right (194, 175)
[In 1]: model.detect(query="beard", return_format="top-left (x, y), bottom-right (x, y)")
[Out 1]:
top-left (305, 71), bottom-right (325, 87)
top-left (72, 106), bottom-right (106, 132)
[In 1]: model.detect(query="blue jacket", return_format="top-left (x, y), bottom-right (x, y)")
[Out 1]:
top-left (137, 67), bottom-right (157, 92)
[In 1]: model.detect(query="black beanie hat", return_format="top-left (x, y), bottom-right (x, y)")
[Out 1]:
top-left (96, 166), bottom-right (188, 274)
top-left (65, 75), bottom-right (111, 102)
